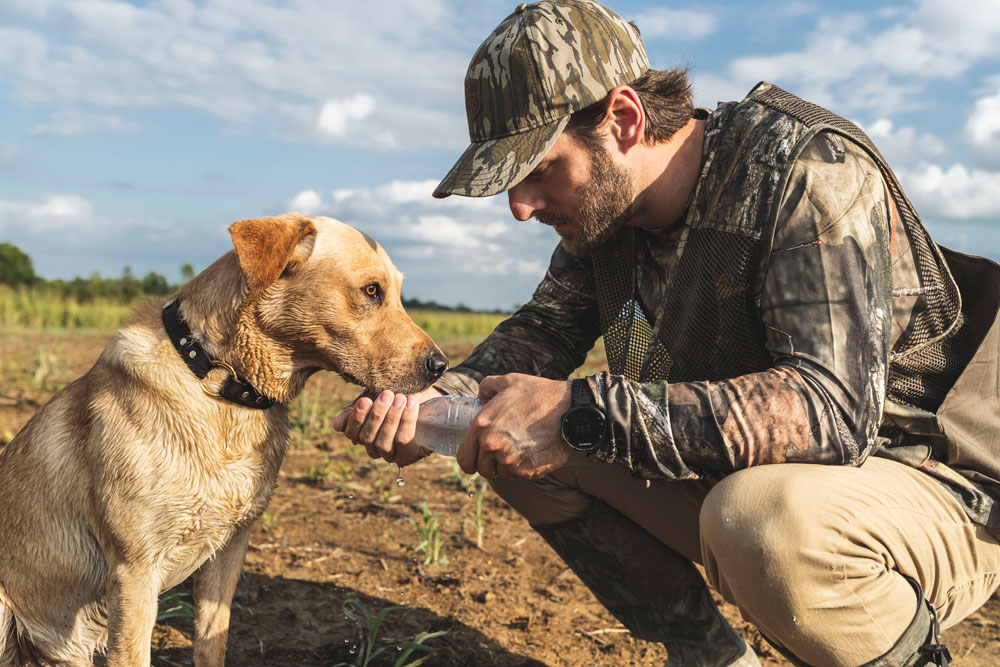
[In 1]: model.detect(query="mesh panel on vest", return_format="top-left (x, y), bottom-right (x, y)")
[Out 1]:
top-left (593, 224), bottom-right (770, 384)
top-left (593, 226), bottom-right (672, 381)
top-left (749, 83), bottom-right (965, 412)
top-left (660, 228), bottom-right (770, 383)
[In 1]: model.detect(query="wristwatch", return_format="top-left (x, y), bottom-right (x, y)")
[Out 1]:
top-left (560, 378), bottom-right (607, 453)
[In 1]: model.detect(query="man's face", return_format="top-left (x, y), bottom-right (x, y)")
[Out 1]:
top-left (507, 131), bottom-right (639, 256)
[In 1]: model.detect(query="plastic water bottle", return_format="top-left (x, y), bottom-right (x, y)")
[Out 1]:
top-left (414, 396), bottom-right (484, 457)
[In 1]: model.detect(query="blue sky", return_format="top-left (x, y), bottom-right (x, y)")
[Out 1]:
top-left (1, 0), bottom-right (999, 310)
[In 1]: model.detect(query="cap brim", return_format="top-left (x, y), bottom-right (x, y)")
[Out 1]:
top-left (433, 116), bottom-right (570, 199)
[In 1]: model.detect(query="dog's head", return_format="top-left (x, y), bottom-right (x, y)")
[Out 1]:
top-left (227, 213), bottom-right (448, 395)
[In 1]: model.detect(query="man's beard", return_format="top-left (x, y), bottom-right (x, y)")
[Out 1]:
top-left (537, 146), bottom-right (639, 257)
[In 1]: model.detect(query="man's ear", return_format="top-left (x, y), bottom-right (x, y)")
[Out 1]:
top-left (228, 213), bottom-right (317, 295)
top-left (606, 85), bottom-right (644, 153)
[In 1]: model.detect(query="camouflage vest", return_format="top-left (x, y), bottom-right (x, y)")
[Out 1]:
top-left (593, 82), bottom-right (1000, 513)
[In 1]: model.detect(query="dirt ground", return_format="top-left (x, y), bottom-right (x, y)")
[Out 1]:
top-left (2, 328), bottom-right (999, 666)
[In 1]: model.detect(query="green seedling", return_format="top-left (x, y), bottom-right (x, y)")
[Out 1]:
top-left (157, 588), bottom-right (194, 621)
top-left (31, 345), bottom-right (65, 389)
top-left (260, 511), bottom-right (280, 533)
top-left (405, 503), bottom-right (447, 566)
top-left (331, 460), bottom-right (355, 484)
top-left (335, 598), bottom-right (446, 667)
top-left (306, 453), bottom-right (334, 484)
top-left (371, 477), bottom-right (393, 503)
top-left (464, 480), bottom-right (489, 550)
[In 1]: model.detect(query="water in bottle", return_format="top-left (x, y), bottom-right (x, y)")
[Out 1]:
top-left (414, 396), bottom-right (484, 457)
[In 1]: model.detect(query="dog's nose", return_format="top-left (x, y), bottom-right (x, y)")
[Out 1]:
top-left (424, 351), bottom-right (449, 380)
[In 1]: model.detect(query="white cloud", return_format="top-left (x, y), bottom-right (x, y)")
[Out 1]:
top-left (289, 189), bottom-right (322, 215)
top-left (901, 163), bottom-right (1000, 220)
top-left (275, 178), bottom-right (553, 306)
top-left (699, 0), bottom-right (1000, 117)
top-left (862, 118), bottom-right (950, 166)
top-left (0, 194), bottom-right (94, 232)
top-left (410, 215), bottom-right (483, 248)
top-left (0, 0), bottom-right (476, 148)
top-left (317, 94), bottom-right (376, 137)
top-left (965, 86), bottom-right (1000, 153)
top-left (631, 8), bottom-right (718, 41)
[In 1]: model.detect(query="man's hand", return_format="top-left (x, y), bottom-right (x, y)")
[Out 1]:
top-left (332, 385), bottom-right (445, 466)
top-left (456, 373), bottom-right (573, 479)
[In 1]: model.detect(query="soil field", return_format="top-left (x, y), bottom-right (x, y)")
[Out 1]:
top-left (2, 327), bottom-right (998, 666)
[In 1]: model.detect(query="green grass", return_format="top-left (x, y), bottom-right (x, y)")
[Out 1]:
top-left (0, 290), bottom-right (507, 338)
top-left (0, 285), bottom-right (137, 331)
top-left (406, 309), bottom-right (506, 341)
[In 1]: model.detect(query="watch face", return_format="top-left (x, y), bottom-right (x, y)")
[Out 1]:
top-left (562, 407), bottom-right (606, 451)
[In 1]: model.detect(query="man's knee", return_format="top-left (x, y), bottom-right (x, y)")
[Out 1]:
top-left (697, 464), bottom-right (931, 666)
top-left (698, 466), bottom-right (846, 621)
top-left (489, 470), bottom-right (592, 526)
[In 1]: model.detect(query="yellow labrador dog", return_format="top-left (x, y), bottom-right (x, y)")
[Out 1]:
top-left (0, 214), bottom-right (446, 667)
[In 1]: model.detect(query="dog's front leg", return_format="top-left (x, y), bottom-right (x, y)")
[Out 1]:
top-left (105, 560), bottom-right (160, 667)
top-left (192, 523), bottom-right (252, 667)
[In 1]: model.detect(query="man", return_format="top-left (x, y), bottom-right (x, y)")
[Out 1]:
top-left (333, 1), bottom-right (1000, 665)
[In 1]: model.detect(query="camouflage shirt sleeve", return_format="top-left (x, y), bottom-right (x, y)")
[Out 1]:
top-left (594, 133), bottom-right (894, 479)
top-left (434, 243), bottom-right (603, 397)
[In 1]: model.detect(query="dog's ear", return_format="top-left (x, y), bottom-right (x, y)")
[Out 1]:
top-left (228, 214), bottom-right (317, 295)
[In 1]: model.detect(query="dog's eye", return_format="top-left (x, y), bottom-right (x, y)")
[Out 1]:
top-left (363, 282), bottom-right (383, 304)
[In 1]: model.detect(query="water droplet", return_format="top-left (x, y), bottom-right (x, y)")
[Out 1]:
top-left (396, 478), bottom-right (405, 487)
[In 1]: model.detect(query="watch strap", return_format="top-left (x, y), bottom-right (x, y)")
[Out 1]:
top-left (571, 377), bottom-right (592, 407)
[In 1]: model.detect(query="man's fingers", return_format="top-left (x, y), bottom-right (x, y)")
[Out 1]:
top-left (477, 452), bottom-right (499, 479)
top-left (358, 391), bottom-right (394, 444)
top-left (373, 393), bottom-right (407, 459)
top-left (477, 374), bottom-right (510, 400)
top-left (332, 405), bottom-right (352, 432)
top-left (456, 420), bottom-right (479, 474)
top-left (395, 395), bottom-right (420, 446)
top-left (393, 443), bottom-right (431, 468)
top-left (344, 397), bottom-right (373, 442)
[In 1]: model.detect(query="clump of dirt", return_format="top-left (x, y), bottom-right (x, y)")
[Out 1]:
top-left (2, 329), bottom-right (999, 666)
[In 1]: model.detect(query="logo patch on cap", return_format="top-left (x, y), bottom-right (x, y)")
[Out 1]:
top-left (465, 79), bottom-right (482, 122)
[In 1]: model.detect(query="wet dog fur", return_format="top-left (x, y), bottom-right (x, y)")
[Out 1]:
top-left (0, 214), bottom-right (447, 666)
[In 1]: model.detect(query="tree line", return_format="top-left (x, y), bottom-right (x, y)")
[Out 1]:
top-left (0, 242), bottom-right (509, 313)
top-left (0, 242), bottom-right (188, 302)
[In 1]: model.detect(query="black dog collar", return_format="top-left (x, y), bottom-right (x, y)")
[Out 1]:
top-left (162, 299), bottom-right (276, 410)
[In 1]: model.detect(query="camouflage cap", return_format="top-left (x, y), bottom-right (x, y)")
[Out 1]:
top-left (433, 0), bottom-right (649, 199)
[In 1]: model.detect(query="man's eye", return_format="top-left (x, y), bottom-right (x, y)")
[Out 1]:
top-left (525, 164), bottom-right (550, 182)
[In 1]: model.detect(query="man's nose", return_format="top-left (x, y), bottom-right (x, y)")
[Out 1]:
top-left (507, 183), bottom-right (545, 221)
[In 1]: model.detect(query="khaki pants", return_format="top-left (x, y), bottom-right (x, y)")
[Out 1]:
top-left (491, 454), bottom-right (1000, 666)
